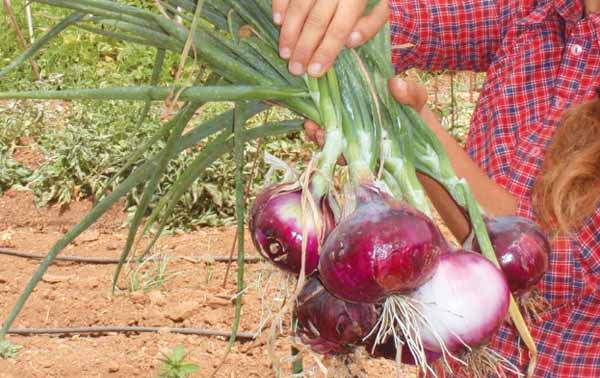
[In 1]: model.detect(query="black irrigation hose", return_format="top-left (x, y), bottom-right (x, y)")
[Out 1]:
top-left (0, 248), bottom-right (262, 264)
top-left (7, 326), bottom-right (257, 340)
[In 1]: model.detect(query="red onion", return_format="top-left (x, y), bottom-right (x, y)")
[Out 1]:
top-left (467, 216), bottom-right (550, 293)
top-left (250, 185), bottom-right (334, 275)
top-left (411, 251), bottom-right (510, 354)
top-left (295, 275), bottom-right (380, 354)
top-left (318, 186), bottom-right (446, 303)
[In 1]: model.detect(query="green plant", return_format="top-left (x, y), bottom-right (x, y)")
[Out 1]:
top-left (0, 145), bottom-right (31, 194)
top-left (158, 345), bottom-right (199, 378)
top-left (0, 340), bottom-right (21, 359)
top-left (127, 252), bottom-right (177, 293)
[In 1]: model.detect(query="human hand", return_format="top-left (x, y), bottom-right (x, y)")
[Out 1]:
top-left (304, 77), bottom-right (429, 147)
top-left (273, 0), bottom-right (390, 77)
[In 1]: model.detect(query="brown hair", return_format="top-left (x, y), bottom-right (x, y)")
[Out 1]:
top-left (533, 98), bottom-right (600, 234)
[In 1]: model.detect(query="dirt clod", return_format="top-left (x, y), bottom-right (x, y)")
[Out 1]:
top-left (129, 292), bottom-right (149, 306)
top-left (77, 230), bottom-right (101, 244)
top-left (166, 301), bottom-right (200, 323)
top-left (42, 274), bottom-right (73, 284)
top-left (148, 290), bottom-right (166, 307)
top-left (206, 295), bottom-right (231, 308)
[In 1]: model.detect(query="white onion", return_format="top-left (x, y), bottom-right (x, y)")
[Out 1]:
top-left (410, 251), bottom-right (510, 353)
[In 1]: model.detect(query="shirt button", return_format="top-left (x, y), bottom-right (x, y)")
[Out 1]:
top-left (570, 44), bottom-right (583, 56)
top-left (530, 146), bottom-right (542, 158)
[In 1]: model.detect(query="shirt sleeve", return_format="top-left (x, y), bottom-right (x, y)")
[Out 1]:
top-left (389, 0), bottom-right (527, 72)
top-left (576, 207), bottom-right (600, 277)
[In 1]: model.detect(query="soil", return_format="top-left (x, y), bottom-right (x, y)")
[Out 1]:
top-left (0, 190), bottom-right (415, 378)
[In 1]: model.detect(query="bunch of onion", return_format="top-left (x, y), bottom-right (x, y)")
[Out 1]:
top-left (0, 1), bottom-right (540, 377)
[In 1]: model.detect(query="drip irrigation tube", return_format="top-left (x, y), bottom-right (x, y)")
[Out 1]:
top-left (0, 248), bottom-right (262, 264)
top-left (6, 326), bottom-right (257, 340)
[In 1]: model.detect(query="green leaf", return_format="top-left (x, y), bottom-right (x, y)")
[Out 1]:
top-left (203, 183), bottom-right (223, 207)
top-left (99, 48), bottom-right (167, 201)
top-left (0, 85), bottom-right (309, 102)
top-left (0, 12), bottom-right (86, 78)
top-left (230, 101), bottom-right (248, 347)
top-left (112, 101), bottom-right (203, 292)
top-left (0, 340), bottom-right (21, 359)
top-left (178, 364), bottom-right (199, 373)
top-left (169, 345), bottom-right (187, 362)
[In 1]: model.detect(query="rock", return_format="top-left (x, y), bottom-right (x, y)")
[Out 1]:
top-left (166, 301), bottom-right (199, 322)
top-left (148, 290), bottom-right (166, 307)
top-left (108, 363), bottom-right (120, 373)
top-left (106, 242), bottom-right (120, 251)
top-left (42, 274), bottom-right (72, 284)
top-left (239, 340), bottom-right (266, 354)
top-left (79, 230), bottom-right (100, 244)
top-left (142, 308), bottom-right (163, 322)
top-left (206, 295), bottom-right (231, 309)
top-left (42, 289), bottom-right (56, 300)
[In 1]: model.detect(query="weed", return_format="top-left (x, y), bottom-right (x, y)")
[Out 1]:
top-left (158, 345), bottom-right (199, 378)
top-left (0, 145), bottom-right (31, 195)
top-left (0, 340), bottom-right (21, 359)
top-left (127, 251), bottom-right (178, 293)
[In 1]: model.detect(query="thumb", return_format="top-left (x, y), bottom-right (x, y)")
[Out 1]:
top-left (388, 77), bottom-right (428, 112)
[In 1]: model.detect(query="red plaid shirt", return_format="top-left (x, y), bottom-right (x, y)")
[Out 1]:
top-left (390, 0), bottom-right (600, 376)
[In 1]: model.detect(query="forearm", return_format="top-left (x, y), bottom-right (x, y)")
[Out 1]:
top-left (416, 106), bottom-right (518, 242)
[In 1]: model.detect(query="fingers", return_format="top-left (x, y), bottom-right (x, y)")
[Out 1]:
top-left (278, 0), bottom-right (317, 61)
top-left (304, 121), bottom-right (346, 165)
top-left (278, 0), bottom-right (370, 77)
top-left (315, 129), bottom-right (325, 147)
top-left (272, 0), bottom-right (290, 25)
top-left (388, 77), bottom-right (429, 111)
top-left (304, 121), bottom-right (325, 147)
top-left (307, 0), bottom-right (367, 77)
top-left (304, 120), bottom-right (321, 143)
top-left (288, 0), bottom-right (339, 76)
top-left (347, 0), bottom-right (390, 48)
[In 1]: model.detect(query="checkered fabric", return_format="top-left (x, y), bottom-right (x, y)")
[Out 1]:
top-left (389, 0), bottom-right (600, 376)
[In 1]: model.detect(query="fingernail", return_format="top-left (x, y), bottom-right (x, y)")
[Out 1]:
top-left (347, 31), bottom-right (362, 47)
top-left (273, 12), bottom-right (283, 25)
top-left (308, 62), bottom-right (322, 76)
top-left (279, 47), bottom-right (291, 59)
top-left (289, 62), bottom-right (304, 75)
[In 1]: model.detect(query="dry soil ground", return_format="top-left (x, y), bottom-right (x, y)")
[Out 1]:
top-left (0, 190), bottom-right (416, 378)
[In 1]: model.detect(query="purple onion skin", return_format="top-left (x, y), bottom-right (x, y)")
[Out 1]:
top-left (319, 189), bottom-right (447, 303)
top-left (411, 251), bottom-right (510, 354)
top-left (249, 185), bottom-right (334, 275)
top-left (469, 216), bottom-right (550, 294)
top-left (364, 336), bottom-right (441, 365)
top-left (295, 275), bottom-right (380, 355)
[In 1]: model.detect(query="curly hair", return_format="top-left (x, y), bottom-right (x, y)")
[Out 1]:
top-left (533, 98), bottom-right (600, 234)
